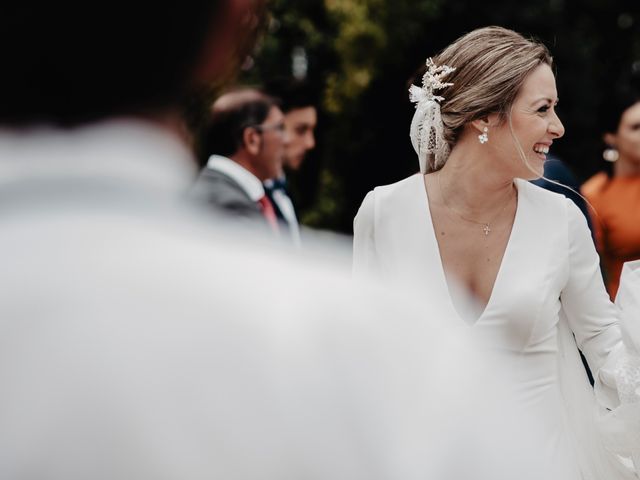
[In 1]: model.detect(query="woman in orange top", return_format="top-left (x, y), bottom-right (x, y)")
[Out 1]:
top-left (582, 90), bottom-right (640, 298)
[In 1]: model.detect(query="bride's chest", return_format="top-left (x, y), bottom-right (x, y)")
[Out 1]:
top-left (433, 220), bottom-right (513, 309)
top-left (377, 210), bottom-right (570, 349)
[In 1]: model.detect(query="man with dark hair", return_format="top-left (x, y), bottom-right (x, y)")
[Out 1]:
top-left (191, 88), bottom-right (289, 235)
top-left (263, 78), bottom-right (319, 245)
top-left (265, 79), bottom-right (319, 171)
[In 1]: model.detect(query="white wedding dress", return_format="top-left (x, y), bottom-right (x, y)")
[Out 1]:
top-left (353, 173), bottom-right (640, 479)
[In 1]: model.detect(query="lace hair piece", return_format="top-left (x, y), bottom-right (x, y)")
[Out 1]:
top-left (409, 58), bottom-right (455, 173)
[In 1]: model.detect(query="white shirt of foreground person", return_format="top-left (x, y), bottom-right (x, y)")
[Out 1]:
top-left (0, 119), bottom-right (561, 480)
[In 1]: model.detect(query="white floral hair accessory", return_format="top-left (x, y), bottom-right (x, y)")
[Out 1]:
top-left (409, 58), bottom-right (455, 173)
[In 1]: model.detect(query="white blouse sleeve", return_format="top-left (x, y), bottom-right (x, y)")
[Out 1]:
top-left (352, 190), bottom-right (379, 277)
top-left (560, 198), bottom-right (623, 385)
top-left (560, 200), bottom-right (640, 475)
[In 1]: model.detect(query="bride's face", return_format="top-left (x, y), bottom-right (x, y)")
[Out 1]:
top-left (489, 64), bottom-right (565, 180)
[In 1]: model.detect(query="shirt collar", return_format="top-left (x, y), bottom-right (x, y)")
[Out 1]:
top-left (206, 155), bottom-right (265, 202)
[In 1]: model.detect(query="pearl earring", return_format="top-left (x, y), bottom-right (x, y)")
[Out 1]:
top-left (603, 148), bottom-right (619, 162)
top-left (478, 127), bottom-right (489, 144)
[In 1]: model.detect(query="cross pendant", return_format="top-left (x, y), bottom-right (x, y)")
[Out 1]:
top-left (482, 224), bottom-right (490, 236)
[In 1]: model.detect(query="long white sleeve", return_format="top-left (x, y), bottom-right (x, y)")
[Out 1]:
top-left (560, 199), bottom-right (640, 475)
top-left (560, 199), bottom-right (623, 383)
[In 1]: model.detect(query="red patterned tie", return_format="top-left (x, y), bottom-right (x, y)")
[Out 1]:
top-left (257, 195), bottom-right (279, 233)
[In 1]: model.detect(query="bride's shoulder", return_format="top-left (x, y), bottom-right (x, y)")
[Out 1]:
top-left (356, 174), bottom-right (422, 219)
top-left (517, 178), bottom-right (571, 206)
top-left (518, 179), bottom-right (585, 230)
top-left (370, 173), bottom-right (424, 198)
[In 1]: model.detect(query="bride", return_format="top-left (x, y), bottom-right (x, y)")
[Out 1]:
top-left (353, 26), bottom-right (640, 479)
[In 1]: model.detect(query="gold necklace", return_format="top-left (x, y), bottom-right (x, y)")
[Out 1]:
top-left (437, 173), bottom-right (514, 237)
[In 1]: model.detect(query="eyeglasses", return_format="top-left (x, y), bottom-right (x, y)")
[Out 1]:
top-left (252, 122), bottom-right (286, 134)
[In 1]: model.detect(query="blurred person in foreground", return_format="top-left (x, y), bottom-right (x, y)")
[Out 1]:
top-left (354, 26), bottom-right (640, 478)
top-left (191, 88), bottom-right (288, 237)
top-left (582, 89), bottom-right (640, 299)
top-left (0, 4), bottom-right (561, 480)
top-left (263, 78), bottom-right (319, 246)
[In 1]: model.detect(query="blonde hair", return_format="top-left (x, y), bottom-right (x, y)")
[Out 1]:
top-left (429, 26), bottom-right (552, 171)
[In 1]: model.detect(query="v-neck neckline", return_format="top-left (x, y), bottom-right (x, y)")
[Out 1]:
top-left (417, 173), bottom-right (522, 324)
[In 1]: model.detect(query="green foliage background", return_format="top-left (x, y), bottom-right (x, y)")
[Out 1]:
top-left (241, 0), bottom-right (640, 234)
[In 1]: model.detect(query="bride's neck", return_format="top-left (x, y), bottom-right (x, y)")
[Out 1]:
top-left (435, 154), bottom-right (514, 209)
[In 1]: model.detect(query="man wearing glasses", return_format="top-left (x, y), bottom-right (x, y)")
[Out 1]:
top-left (191, 88), bottom-right (289, 236)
